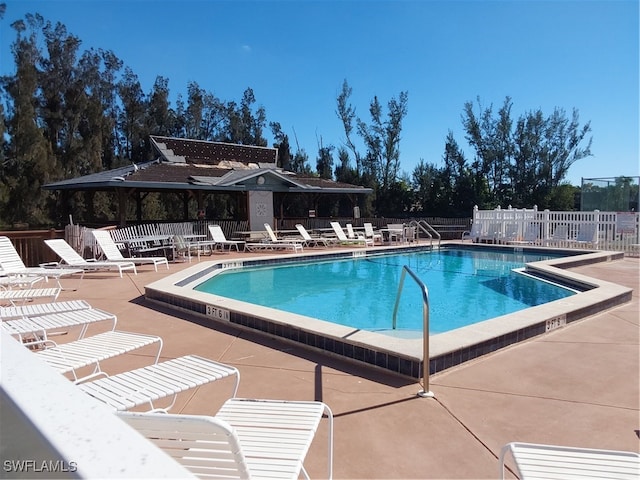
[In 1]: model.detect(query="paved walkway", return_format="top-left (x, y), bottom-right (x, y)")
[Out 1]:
top-left (50, 250), bottom-right (639, 479)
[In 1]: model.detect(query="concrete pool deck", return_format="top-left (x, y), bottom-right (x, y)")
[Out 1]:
top-left (15, 243), bottom-right (640, 478)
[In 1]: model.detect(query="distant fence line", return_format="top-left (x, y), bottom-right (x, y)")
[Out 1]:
top-left (4, 210), bottom-right (638, 267)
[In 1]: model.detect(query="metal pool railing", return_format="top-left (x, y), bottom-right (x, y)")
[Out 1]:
top-left (392, 265), bottom-right (434, 398)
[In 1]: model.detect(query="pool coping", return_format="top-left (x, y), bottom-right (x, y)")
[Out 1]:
top-left (144, 244), bottom-right (632, 379)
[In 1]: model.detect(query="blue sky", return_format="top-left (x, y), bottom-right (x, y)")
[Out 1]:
top-left (1, 0), bottom-right (638, 187)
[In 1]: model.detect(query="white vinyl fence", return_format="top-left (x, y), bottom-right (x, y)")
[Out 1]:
top-left (469, 206), bottom-right (640, 256)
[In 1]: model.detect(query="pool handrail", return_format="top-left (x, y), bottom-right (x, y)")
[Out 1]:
top-left (392, 265), bottom-right (434, 398)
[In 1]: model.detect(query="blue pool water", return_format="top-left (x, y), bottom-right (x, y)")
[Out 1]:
top-left (195, 249), bottom-right (575, 334)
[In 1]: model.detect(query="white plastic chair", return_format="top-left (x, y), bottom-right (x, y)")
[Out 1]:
top-left (208, 225), bottom-right (245, 252)
top-left (44, 239), bottom-right (137, 278)
top-left (2, 307), bottom-right (117, 345)
top-left (0, 236), bottom-right (83, 283)
top-left (0, 287), bottom-right (61, 306)
top-left (78, 354), bottom-right (239, 412)
top-left (295, 224), bottom-right (332, 247)
top-left (364, 223), bottom-right (383, 244)
top-left (499, 441), bottom-right (640, 480)
top-left (35, 330), bottom-right (162, 383)
top-left (92, 230), bottom-right (169, 271)
top-left (119, 397), bottom-right (334, 480)
top-left (246, 224), bottom-right (303, 252)
top-left (330, 222), bottom-right (371, 247)
top-left (0, 299), bottom-right (91, 321)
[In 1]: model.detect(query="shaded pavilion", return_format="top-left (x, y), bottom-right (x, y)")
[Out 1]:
top-left (43, 136), bottom-right (372, 228)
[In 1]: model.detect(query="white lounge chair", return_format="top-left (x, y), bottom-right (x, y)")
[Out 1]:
top-left (119, 397), bottom-right (334, 480)
top-left (208, 225), bottom-right (245, 252)
top-left (499, 441), bottom-right (640, 480)
top-left (508, 223), bottom-right (540, 245)
top-left (246, 224), bottom-right (303, 252)
top-left (78, 354), bottom-right (239, 412)
top-left (364, 222), bottom-right (383, 244)
top-left (264, 223), bottom-right (306, 246)
top-left (544, 224), bottom-right (569, 246)
top-left (0, 287), bottom-right (61, 306)
top-left (571, 223), bottom-right (599, 247)
top-left (92, 230), bottom-right (169, 272)
top-left (499, 223), bottom-right (520, 244)
top-left (2, 307), bottom-right (117, 345)
top-left (296, 224), bottom-right (332, 247)
top-left (0, 236), bottom-right (83, 284)
top-left (479, 222), bottom-right (503, 243)
top-left (330, 222), bottom-right (372, 247)
top-left (35, 330), bottom-right (162, 383)
top-left (44, 238), bottom-right (137, 277)
top-left (0, 299), bottom-right (91, 321)
top-left (0, 274), bottom-right (43, 289)
top-left (348, 224), bottom-right (375, 246)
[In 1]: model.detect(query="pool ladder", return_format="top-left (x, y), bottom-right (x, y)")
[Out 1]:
top-left (408, 220), bottom-right (441, 248)
top-left (392, 265), bottom-right (434, 398)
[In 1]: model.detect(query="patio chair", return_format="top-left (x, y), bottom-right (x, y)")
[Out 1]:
top-left (44, 239), bottom-right (137, 278)
top-left (295, 224), bottom-right (332, 247)
top-left (2, 307), bottom-right (117, 345)
top-left (92, 230), bottom-right (169, 272)
top-left (384, 224), bottom-right (406, 244)
top-left (347, 224), bottom-right (375, 246)
top-left (0, 236), bottom-right (84, 284)
top-left (118, 397), bottom-right (334, 480)
top-left (479, 222), bottom-right (503, 243)
top-left (0, 299), bottom-right (91, 321)
top-left (208, 225), bottom-right (245, 252)
top-left (330, 222), bottom-right (372, 247)
top-left (264, 223), bottom-right (306, 246)
top-left (499, 223), bottom-right (520, 244)
top-left (34, 330), bottom-right (162, 383)
top-left (499, 441), bottom-right (640, 480)
top-left (508, 223), bottom-right (540, 245)
top-left (0, 286), bottom-right (61, 306)
top-left (172, 235), bottom-right (202, 262)
top-left (0, 274), bottom-right (43, 289)
top-left (461, 222), bottom-right (483, 242)
top-left (571, 223), bottom-right (599, 247)
top-left (245, 224), bottom-right (303, 252)
top-left (543, 224), bottom-right (569, 246)
top-left (77, 354), bottom-right (239, 412)
top-left (364, 222), bottom-right (383, 244)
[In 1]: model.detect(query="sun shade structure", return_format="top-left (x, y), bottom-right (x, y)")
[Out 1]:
top-left (43, 136), bottom-right (372, 227)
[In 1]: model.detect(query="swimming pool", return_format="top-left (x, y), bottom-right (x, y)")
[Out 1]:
top-left (194, 249), bottom-right (575, 334)
top-left (145, 244), bottom-right (631, 379)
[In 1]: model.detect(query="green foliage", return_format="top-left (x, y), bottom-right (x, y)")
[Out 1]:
top-left (0, 12), bottom-right (600, 226)
top-left (316, 141), bottom-right (334, 180)
top-left (460, 96), bottom-right (591, 209)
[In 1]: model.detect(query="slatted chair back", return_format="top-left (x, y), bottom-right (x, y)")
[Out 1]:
top-left (0, 236), bottom-right (28, 272)
top-left (118, 413), bottom-right (251, 479)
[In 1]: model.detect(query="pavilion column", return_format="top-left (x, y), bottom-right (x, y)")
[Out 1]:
top-left (117, 189), bottom-right (127, 227)
top-left (183, 191), bottom-right (189, 220)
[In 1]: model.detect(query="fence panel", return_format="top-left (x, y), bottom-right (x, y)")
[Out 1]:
top-left (471, 207), bottom-right (639, 255)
